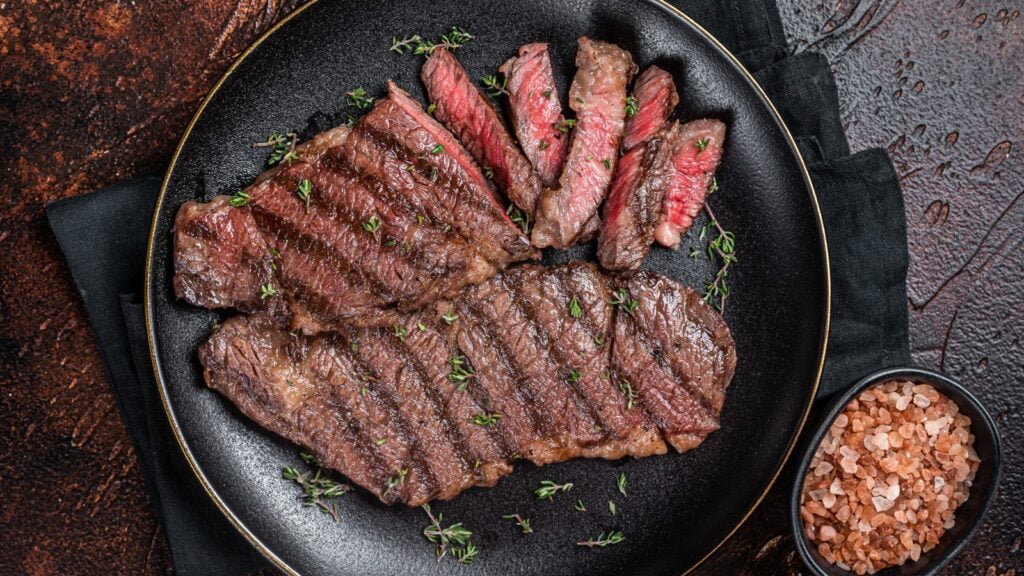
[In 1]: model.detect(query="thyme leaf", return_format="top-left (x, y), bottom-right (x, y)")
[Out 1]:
top-left (577, 530), bottom-right (625, 548)
top-left (534, 480), bottom-right (573, 501)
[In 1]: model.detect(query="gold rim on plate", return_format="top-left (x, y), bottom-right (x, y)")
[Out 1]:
top-left (144, 1), bottom-right (831, 574)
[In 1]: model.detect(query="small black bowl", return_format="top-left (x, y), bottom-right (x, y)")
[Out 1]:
top-left (789, 366), bottom-right (1003, 576)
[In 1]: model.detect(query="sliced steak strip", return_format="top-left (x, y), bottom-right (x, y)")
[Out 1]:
top-left (654, 118), bottom-right (727, 248)
top-left (532, 37), bottom-right (636, 249)
top-left (597, 121), bottom-right (681, 270)
top-left (611, 271), bottom-right (736, 452)
top-left (422, 48), bottom-right (544, 214)
top-left (621, 65), bottom-right (679, 151)
top-left (499, 43), bottom-right (569, 189)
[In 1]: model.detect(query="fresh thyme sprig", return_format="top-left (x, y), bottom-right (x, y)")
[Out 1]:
top-left (254, 131), bottom-right (299, 166)
top-left (556, 118), bottom-right (577, 133)
top-left (296, 178), bottom-right (312, 210)
top-left (442, 311), bottom-right (459, 325)
top-left (618, 379), bottom-right (637, 410)
top-left (502, 513), bottom-right (533, 534)
top-left (421, 503), bottom-right (476, 562)
top-left (230, 190), bottom-right (252, 207)
top-left (574, 499), bottom-right (587, 512)
top-left (362, 215), bottom-right (382, 233)
top-left (700, 202), bottom-right (737, 312)
top-left (481, 74), bottom-right (509, 97)
top-left (259, 282), bottom-right (278, 300)
top-left (617, 472), bottom-right (628, 497)
top-left (393, 325), bottom-right (409, 341)
top-left (390, 26), bottom-right (474, 56)
top-left (534, 480), bottom-right (573, 501)
top-left (472, 411), bottom-right (502, 428)
top-left (610, 288), bottom-right (638, 315)
top-left (625, 95), bottom-right (639, 117)
top-left (383, 467), bottom-right (409, 498)
top-left (346, 87), bottom-right (374, 110)
top-left (448, 355), bottom-right (475, 390)
top-left (577, 530), bottom-right (625, 548)
top-left (282, 451), bottom-right (351, 522)
top-left (507, 204), bottom-right (531, 234)
top-left (569, 296), bottom-right (583, 318)
top-left (695, 137), bottom-right (710, 153)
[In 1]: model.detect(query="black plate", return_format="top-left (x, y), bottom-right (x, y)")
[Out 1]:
top-left (146, 1), bottom-right (830, 574)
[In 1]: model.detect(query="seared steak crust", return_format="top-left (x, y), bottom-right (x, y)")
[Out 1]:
top-left (499, 43), bottom-right (569, 189)
top-left (173, 85), bottom-right (535, 333)
top-left (422, 48), bottom-right (544, 214)
top-left (532, 38), bottom-right (636, 249)
top-left (200, 264), bottom-right (734, 506)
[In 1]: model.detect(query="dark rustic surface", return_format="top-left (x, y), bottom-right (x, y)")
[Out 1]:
top-left (0, 0), bottom-right (1020, 574)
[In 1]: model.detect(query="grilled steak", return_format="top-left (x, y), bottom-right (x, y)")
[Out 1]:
top-left (499, 43), bottom-right (569, 189)
top-left (422, 48), bottom-right (544, 214)
top-left (622, 65), bottom-right (679, 151)
top-left (654, 118), bottom-right (726, 248)
top-left (532, 37), bottom-right (636, 249)
top-left (611, 271), bottom-right (736, 452)
top-left (597, 122), bottom-right (680, 270)
top-left (200, 263), bottom-right (734, 506)
top-left (174, 84), bottom-right (535, 332)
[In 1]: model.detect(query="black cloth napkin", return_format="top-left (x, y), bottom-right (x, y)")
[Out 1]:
top-left (46, 0), bottom-right (909, 573)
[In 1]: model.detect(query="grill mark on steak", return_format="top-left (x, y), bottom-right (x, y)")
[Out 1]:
top-left (361, 330), bottom-right (475, 501)
top-left (494, 270), bottom-right (607, 444)
top-left (453, 297), bottom-right (551, 451)
top-left (342, 334), bottom-right (441, 504)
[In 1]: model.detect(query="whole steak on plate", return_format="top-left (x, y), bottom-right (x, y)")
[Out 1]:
top-left (200, 263), bottom-right (736, 506)
top-left (173, 83), bottom-right (535, 333)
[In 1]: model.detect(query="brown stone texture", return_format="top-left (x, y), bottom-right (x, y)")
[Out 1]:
top-left (0, 0), bottom-right (1019, 574)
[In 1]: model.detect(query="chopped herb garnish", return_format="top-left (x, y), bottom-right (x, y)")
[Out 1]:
top-left (259, 283), bottom-right (278, 300)
top-left (442, 311), bottom-right (459, 325)
top-left (538, 138), bottom-right (549, 150)
top-left (480, 74), bottom-right (509, 97)
top-left (271, 247), bottom-right (281, 258)
top-left (608, 500), bottom-right (617, 515)
top-left (569, 296), bottom-right (583, 318)
top-left (452, 543), bottom-right (478, 565)
top-left (417, 322), bottom-right (426, 331)
top-left (502, 513), bottom-right (533, 534)
top-left (416, 213), bottom-right (426, 224)
top-left (448, 355), bottom-right (475, 390)
top-left (708, 176), bottom-right (719, 195)
top-left (567, 370), bottom-right (581, 383)
top-left (610, 288), bottom-right (638, 315)
top-left (229, 190), bottom-right (253, 207)
top-left (426, 102), bottom-right (437, 115)
top-left (701, 204), bottom-right (737, 312)
top-left (430, 143), bottom-right (445, 154)
top-left (384, 237), bottom-right (398, 247)
top-left (393, 325), bottom-right (409, 341)
top-left (296, 178), bottom-right (312, 210)
top-left (345, 87), bottom-right (374, 110)
top-left (625, 95), bottom-right (639, 117)
top-left (362, 215), bottom-right (382, 232)
top-left (617, 472), bottom-right (627, 497)
top-left (506, 204), bottom-right (531, 234)
top-left (421, 503), bottom-right (475, 562)
top-left (574, 499), bottom-right (586, 512)
top-left (556, 118), bottom-right (577, 133)
top-left (483, 166), bottom-right (494, 180)
top-left (472, 411), bottom-right (502, 428)
top-left (618, 379), bottom-right (638, 410)
top-left (282, 451), bottom-right (351, 521)
top-left (602, 158), bottom-right (611, 170)
top-left (574, 96), bottom-right (584, 104)
top-left (542, 89), bottom-right (552, 98)
top-left (534, 480), bottom-right (573, 501)
top-left (376, 438), bottom-right (388, 446)
top-left (593, 334), bottom-right (604, 347)
top-left (695, 138), bottom-right (710, 153)
top-left (577, 530), bottom-right (625, 548)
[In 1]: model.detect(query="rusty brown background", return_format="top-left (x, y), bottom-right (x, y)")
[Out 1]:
top-left (0, 0), bottom-right (1020, 574)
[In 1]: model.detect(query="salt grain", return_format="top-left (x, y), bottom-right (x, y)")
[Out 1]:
top-left (799, 380), bottom-right (978, 574)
